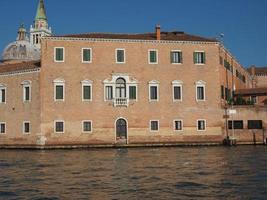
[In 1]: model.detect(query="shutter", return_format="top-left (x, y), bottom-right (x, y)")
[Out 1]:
top-left (193, 52), bottom-right (197, 64)
top-left (203, 52), bottom-right (206, 64)
top-left (180, 52), bottom-right (183, 63)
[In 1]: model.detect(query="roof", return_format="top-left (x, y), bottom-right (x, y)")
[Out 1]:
top-left (247, 67), bottom-right (267, 76)
top-left (53, 31), bottom-right (217, 42)
top-left (235, 87), bottom-right (267, 96)
top-left (35, 0), bottom-right (47, 21)
top-left (0, 60), bottom-right (41, 74)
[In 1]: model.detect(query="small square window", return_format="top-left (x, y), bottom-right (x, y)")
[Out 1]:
top-left (55, 121), bottom-right (64, 133)
top-left (194, 52), bottom-right (206, 64)
top-left (149, 50), bottom-right (158, 64)
top-left (197, 120), bottom-right (206, 131)
top-left (116, 49), bottom-right (125, 63)
top-left (82, 48), bottom-right (92, 63)
top-left (83, 121), bottom-right (92, 133)
top-left (0, 123), bottom-right (6, 134)
top-left (150, 120), bottom-right (159, 132)
top-left (174, 120), bottom-right (183, 131)
top-left (55, 47), bottom-right (64, 62)
top-left (23, 122), bottom-right (30, 134)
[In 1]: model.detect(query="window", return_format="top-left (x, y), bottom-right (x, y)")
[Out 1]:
top-left (251, 96), bottom-right (257, 104)
top-left (115, 78), bottom-right (126, 98)
top-left (82, 48), bottom-right (92, 63)
top-left (23, 122), bottom-right (30, 134)
top-left (54, 79), bottom-right (65, 101)
top-left (197, 120), bottom-right (206, 131)
top-left (0, 122), bottom-right (6, 134)
top-left (221, 85), bottom-right (224, 99)
top-left (105, 86), bottom-right (113, 100)
top-left (248, 120), bottom-right (263, 130)
top-left (129, 86), bottom-right (137, 100)
top-left (196, 81), bottom-right (206, 101)
top-left (0, 86), bottom-right (6, 103)
top-left (171, 51), bottom-right (183, 64)
top-left (150, 86), bottom-right (158, 101)
top-left (228, 120), bottom-right (243, 129)
top-left (148, 50), bottom-right (158, 64)
top-left (194, 51), bottom-right (206, 64)
top-left (21, 81), bottom-right (31, 102)
top-left (172, 81), bottom-right (183, 101)
top-left (116, 49), bottom-right (125, 63)
top-left (83, 121), bottom-right (92, 133)
top-left (54, 47), bottom-right (64, 62)
top-left (174, 120), bottom-right (183, 131)
top-left (81, 80), bottom-right (92, 101)
top-left (55, 121), bottom-right (64, 133)
top-left (150, 120), bottom-right (159, 132)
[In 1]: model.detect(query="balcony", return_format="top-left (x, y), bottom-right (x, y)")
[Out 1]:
top-left (114, 98), bottom-right (129, 107)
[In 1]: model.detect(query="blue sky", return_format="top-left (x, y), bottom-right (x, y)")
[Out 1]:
top-left (0, 0), bottom-right (267, 67)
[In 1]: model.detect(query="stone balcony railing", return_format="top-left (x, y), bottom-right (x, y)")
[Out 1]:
top-left (114, 98), bottom-right (129, 107)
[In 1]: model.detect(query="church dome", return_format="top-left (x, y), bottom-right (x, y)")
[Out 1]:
top-left (2, 24), bottom-right (40, 61)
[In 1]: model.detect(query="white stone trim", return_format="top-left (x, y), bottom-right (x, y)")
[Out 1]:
top-left (81, 80), bottom-right (93, 102)
top-left (54, 120), bottom-right (65, 134)
top-left (53, 78), bottom-right (65, 102)
top-left (21, 80), bottom-right (32, 103)
top-left (0, 68), bottom-right (40, 77)
top-left (150, 120), bottom-right (160, 132)
top-left (54, 47), bottom-right (65, 63)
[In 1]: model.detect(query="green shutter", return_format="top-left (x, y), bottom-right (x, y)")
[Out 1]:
top-left (180, 52), bottom-right (183, 63)
top-left (193, 52), bottom-right (197, 64)
top-left (129, 86), bottom-right (136, 100)
top-left (56, 48), bottom-right (63, 61)
top-left (203, 52), bottom-right (206, 64)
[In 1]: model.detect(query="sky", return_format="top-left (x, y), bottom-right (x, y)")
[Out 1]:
top-left (0, 0), bottom-right (267, 67)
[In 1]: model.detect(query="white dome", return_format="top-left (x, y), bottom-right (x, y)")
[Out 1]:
top-left (2, 40), bottom-right (40, 61)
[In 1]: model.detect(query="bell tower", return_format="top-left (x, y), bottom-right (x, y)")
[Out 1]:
top-left (30, 0), bottom-right (52, 48)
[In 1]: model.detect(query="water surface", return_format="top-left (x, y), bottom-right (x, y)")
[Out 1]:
top-left (0, 146), bottom-right (266, 200)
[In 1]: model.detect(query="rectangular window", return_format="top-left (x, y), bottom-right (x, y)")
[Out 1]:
top-left (197, 120), bottom-right (206, 131)
top-left (55, 47), bottom-right (64, 62)
top-left (23, 86), bottom-right (30, 102)
top-left (248, 120), bottom-right (263, 130)
top-left (129, 86), bottom-right (137, 100)
top-left (0, 88), bottom-right (6, 103)
top-left (83, 121), bottom-right (92, 133)
top-left (23, 122), bottom-right (30, 134)
top-left (82, 48), bottom-right (91, 63)
top-left (228, 120), bottom-right (244, 129)
top-left (173, 86), bottom-right (182, 101)
top-left (171, 51), bottom-right (182, 64)
top-left (221, 85), bottom-right (224, 99)
top-left (194, 52), bottom-right (206, 64)
top-left (150, 86), bottom-right (158, 101)
top-left (55, 85), bottom-right (64, 101)
top-left (251, 96), bottom-right (257, 104)
top-left (149, 50), bottom-right (158, 64)
top-left (0, 123), bottom-right (6, 134)
top-left (116, 49), bottom-right (125, 63)
top-left (197, 86), bottom-right (205, 101)
top-left (174, 120), bottom-right (183, 131)
top-left (83, 85), bottom-right (91, 101)
top-left (55, 121), bottom-right (64, 133)
top-left (105, 86), bottom-right (113, 100)
top-left (150, 120), bottom-right (159, 132)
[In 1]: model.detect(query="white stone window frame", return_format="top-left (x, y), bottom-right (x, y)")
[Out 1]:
top-left (54, 47), bottom-right (65, 63)
top-left (149, 80), bottom-right (159, 102)
top-left (0, 122), bottom-right (6, 134)
top-left (115, 48), bottom-right (126, 64)
top-left (172, 80), bottom-right (183, 102)
top-left (150, 120), bottom-right (160, 132)
top-left (53, 78), bottom-right (65, 102)
top-left (81, 80), bottom-right (93, 102)
top-left (103, 73), bottom-right (138, 101)
top-left (54, 120), bottom-right (65, 134)
top-left (82, 120), bottom-right (93, 133)
top-left (173, 119), bottom-right (183, 132)
top-left (171, 50), bottom-right (182, 65)
top-left (0, 84), bottom-right (7, 104)
top-left (195, 80), bottom-right (206, 102)
top-left (22, 121), bottom-right (31, 135)
top-left (81, 48), bottom-right (92, 63)
top-left (194, 50), bottom-right (205, 65)
top-left (21, 80), bottom-right (32, 103)
top-left (197, 119), bottom-right (206, 132)
top-left (148, 49), bottom-right (158, 64)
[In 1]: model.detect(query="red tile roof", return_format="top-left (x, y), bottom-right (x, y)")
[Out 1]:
top-left (247, 67), bottom-right (267, 76)
top-left (235, 87), bottom-right (267, 96)
top-left (53, 31), bottom-right (217, 42)
top-left (0, 60), bottom-right (41, 74)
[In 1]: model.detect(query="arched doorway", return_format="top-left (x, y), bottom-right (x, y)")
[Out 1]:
top-left (116, 118), bottom-right (127, 143)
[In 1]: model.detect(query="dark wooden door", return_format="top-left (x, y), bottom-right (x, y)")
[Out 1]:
top-left (116, 119), bottom-right (127, 139)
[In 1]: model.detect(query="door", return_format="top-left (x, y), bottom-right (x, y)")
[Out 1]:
top-left (116, 118), bottom-right (127, 140)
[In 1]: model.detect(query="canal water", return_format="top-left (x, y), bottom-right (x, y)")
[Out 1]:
top-left (0, 146), bottom-right (266, 200)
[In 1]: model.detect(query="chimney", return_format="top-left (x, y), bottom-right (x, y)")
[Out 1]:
top-left (251, 65), bottom-right (256, 76)
top-left (156, 25), bottom-right (161, 40)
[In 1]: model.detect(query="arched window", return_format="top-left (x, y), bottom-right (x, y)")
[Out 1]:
top-left (116, 78), bottom-right (126, 98)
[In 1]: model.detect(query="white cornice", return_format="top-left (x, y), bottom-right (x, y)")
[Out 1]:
top-left (0, 68), bottom-right (40, 77)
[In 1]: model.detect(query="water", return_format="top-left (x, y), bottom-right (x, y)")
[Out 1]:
top-left (0, 146), bottom-right (266, 200)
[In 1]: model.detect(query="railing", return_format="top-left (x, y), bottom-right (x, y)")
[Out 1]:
top-left (114, 98), bottom-right (129, 107)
